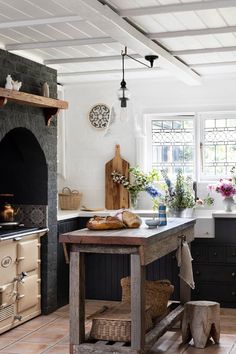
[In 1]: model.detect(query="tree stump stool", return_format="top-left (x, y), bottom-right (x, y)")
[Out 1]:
top-left (182, 301), bottom-right (220, 348)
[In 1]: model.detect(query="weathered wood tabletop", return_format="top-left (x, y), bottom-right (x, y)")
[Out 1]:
top-left (59, 217), bottom-right (196, 354)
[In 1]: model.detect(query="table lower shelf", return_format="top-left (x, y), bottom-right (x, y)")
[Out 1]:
top-left (73, 303), bottom-right (184, 354)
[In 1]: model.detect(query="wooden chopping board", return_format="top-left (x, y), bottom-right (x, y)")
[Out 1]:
top-left (105, 145), bottom-right (129, 210)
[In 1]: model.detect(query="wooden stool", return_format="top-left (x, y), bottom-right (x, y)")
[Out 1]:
top-left (182, 301), bottom-right (220, 348)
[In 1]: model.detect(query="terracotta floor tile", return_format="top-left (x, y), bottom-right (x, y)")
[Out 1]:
top-left (43, 344), bottom-right (69, 354)
top-left (0, 328), bottom-right (29, 341)
top-left (0, 340), bottom-right (15, 351)
top-left (14, 316), bottom-right (58, 331)
top-left (183, 343), bottom-right (233, 354)
top-left (0, 341), bottom-right (49, 354)
top-left (20, 331), bottom-right (67, 344)
top-left (40, 318), bottom-right (69, 332)
top-left (0, 301), bottom-right (235, 354)
top-left (57, 335), bottom-right (69, 345)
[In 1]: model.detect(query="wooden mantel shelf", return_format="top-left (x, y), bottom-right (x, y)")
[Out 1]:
top-left (0, 87), bottom-right (68, 126)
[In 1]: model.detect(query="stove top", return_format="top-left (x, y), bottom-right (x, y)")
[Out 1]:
top-left (0, 226), bottom-right (39, 238)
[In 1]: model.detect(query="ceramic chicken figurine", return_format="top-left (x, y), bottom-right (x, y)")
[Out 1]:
top-left (5, 75), bottom-right (22, 91)
top-left (12, 80), bottom-right (22, 91)
top-left (5, 74), bottom-right (13, 89)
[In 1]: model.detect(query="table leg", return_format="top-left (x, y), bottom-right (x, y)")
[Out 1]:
top-left (69, 246), bottom-right (85, 354)
top-left (131, 253), bottom-right (145, 351)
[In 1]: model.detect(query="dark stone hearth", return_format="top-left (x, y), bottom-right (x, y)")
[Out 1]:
top-left (0, 49), bottom-right (58, 314)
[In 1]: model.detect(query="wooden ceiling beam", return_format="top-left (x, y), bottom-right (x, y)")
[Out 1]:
top-left (54, 0), bottom-right (201, 85)
top-left (173, 46), bottom-right (236, 56)
top-left (0, 15), bottom-right (84, 29)
top-left (192, 61), bottom-right (236, 68)
top-left (6, 37), bottom-right (116, 51)
top-left (119, 0), bottom-right (236, 17)
top-left (148, 26), bottom-right (236, 39)
top-left (44, 54), bottom-right (141, 65)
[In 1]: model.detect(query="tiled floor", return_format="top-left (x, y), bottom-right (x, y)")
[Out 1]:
top-left (0, 301), bottom-right (235, 353)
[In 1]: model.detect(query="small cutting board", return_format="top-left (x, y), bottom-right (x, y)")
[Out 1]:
top-left (105, 145), bottom-right (129, 210)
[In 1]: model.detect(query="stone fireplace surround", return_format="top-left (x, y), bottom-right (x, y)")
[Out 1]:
top-left (0, 49), bottom-right (58, 314)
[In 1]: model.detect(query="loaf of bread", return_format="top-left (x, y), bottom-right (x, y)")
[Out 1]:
top-left (86, 216), bottom-right (125, 230)
top-left (122, 210), bottom-right (142, 228)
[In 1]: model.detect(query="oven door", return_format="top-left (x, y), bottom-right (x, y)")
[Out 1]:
top-left (17, 239), bottom-right (39, 273)
top-left (17, 274), bottom-right (39, 312)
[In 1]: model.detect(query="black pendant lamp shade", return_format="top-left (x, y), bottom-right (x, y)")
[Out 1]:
top-left (118, 52), bottom-right (130, 108)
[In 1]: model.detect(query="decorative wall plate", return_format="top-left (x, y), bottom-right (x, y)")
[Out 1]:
top-left (88, 103), bottom-right (110, 129)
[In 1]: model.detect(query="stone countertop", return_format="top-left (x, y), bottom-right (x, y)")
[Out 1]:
top-left (57, 208), bottom-right (236, 221)
top-left (212, 210), bottom-right (236, 218)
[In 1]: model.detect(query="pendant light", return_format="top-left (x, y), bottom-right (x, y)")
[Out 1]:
top-left (117, 47), bottom-right (158, 115)
top-left (104, 48), bottom-right (158, 136)
top-left (118, 51), bottom-right (130, 107)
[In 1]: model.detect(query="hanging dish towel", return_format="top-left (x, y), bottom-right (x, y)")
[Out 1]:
top-left (176, 241), bottom-right (195, 289)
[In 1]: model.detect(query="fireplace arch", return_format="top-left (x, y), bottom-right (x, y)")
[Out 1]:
top-left (0, 127), bottom-right (47, 205)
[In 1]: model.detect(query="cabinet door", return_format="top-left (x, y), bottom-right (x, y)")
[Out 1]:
top-left (215, 219), bottom-right (236, 243)
top-left (17, 239), bottom-right (39, 273)
top-left (192, 282), bottom-right (236, 307)
top-left (57, 217), bottom-right (81, 307)
top-left (208, 246), bottom-right (226, 263)
top-left (191, 244), bottom-right (208, 263)
top-left (226, 246), bottom-right (236, 263)
top-left (194, 264), bottom-right (236, 282)
top-left (194, 218), bottom-right (214, 238)
top-left (17, 275), bottom-right (39, 312)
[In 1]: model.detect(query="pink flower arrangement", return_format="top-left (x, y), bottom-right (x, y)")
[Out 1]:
top-left (208, 178), bottom-right (236, 198)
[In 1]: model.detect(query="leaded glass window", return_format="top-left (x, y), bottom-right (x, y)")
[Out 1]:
top-left (151, 117), bottom-right (194, 178)
top-left (203, 117), bottom-right (236, 176)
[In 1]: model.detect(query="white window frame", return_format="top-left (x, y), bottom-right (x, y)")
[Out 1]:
top-left (145, 112), bottom-right (196, 180)
top-left (198, 111), bottom-right (236, 182)
top-left (145, 111), bottom-right (236, 182)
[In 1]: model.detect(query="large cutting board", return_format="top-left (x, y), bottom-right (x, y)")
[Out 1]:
top-left (105, 145), bottom-right (129, 210)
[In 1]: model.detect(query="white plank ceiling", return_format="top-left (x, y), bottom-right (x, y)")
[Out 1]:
top-left (0, 0), bottom-right (236, 83)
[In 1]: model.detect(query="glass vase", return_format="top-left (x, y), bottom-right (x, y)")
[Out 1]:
top-left (129, 192), bottom-right (139, 209)
top-left (223, 196), bottom-right (234, 212)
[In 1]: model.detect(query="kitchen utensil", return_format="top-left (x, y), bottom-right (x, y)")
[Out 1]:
top-left (105, 144), bottom-right (129, 209)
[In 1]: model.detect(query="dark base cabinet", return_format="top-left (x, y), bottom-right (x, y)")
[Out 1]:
top-left (57, 217), bottom-right (87, 307)
top-left (191, 218), bottom-right (236, 308)
top-left (57, 217), bottom-right (180, 307)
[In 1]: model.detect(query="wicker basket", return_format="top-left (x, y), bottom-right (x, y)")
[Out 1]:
top-left (59, 187), bottom-right (82, 210)
top-left (120, 277), bottom-right (174, 319)
top-left (90, 303), bottom-right (152, 342)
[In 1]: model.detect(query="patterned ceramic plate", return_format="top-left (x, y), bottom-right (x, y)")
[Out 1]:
top-left (88, 103), bottom-right (110, 129)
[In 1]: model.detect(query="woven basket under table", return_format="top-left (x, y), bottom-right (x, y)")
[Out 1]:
top-left (90, 302), bottom-right (153, 342)
top-left (120, 277), bottom-right (174, 319)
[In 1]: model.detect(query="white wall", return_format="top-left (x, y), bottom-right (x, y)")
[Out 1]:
top-left (58, 74), bottom-right (236, 210)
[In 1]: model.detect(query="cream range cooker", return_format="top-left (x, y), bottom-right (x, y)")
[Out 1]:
top-left (0, 226), bottom-right (47, 334)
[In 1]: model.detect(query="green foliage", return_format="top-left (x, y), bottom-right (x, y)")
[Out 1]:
top-left (203, 193), bottom-right (214, 206)
top-left (111, 166), bottom-right (160, 196)
top-left (167, 170), bottom-right (195, 209)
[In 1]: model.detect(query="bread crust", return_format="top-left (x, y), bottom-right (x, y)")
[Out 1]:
top-left (86, 215), bottom-right (125, 230)
top-left (122, 210), bottom-right (142, 228)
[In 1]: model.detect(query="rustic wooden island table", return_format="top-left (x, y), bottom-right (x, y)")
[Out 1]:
top-left (59, 217), bottom-right (196, 354)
